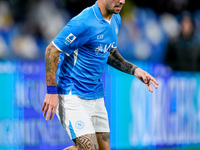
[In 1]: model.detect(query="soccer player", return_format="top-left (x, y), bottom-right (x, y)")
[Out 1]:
top-left (42, 0), bottom-right (159, 149)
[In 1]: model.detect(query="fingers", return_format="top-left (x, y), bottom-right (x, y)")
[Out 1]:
top-left (143, 76), bottom-right (148, 84)
top-left (144, 73), bottom-right (159, 92)
top-left (42, 101), bottom-right (46, 111)
top-left (150, 76), bottom-right (159, 86)
top-left (42, 98), bottom-right (52, 120)
top-left (146, 81), bottom-right (153, 92)
top-left (46, 106), bottom-right (52, 121)
top-left (42, 104), bottom-right (56, 121)
top-left (50, 108), bottom-right (56, 120)
top-left (150, 80), bottom-right (158, 89)
top-left (42, 94), bottom-right (59, 121)
top-left (42, 103), bottom-right (48, 117)
top-left (134, 68), bottom-right (159, 90)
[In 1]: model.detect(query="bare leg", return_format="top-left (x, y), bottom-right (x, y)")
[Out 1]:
top-left (64, 145), bottom-right (77, 150)
top-left (96, 132), bottom-right (110, 150)
top-left (64, 133), bottom-right (99, 150)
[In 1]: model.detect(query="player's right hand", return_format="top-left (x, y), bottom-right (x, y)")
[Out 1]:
top-left (42, 94), bottom-right (59, 121)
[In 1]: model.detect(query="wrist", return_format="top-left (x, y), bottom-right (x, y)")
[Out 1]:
top-left (47, 86), bottom-right (58, 94)
top-left (132, 66), bottom-right (139, 75)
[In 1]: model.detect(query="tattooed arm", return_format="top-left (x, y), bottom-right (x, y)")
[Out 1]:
top-left (45, 43), bottom-right (61, 86)
top-left (42, 43), bottom-right (61, 121)
top-left (107, 48), bottom-right (138, 75)
top-left (107, 48), bottom-right (159, 92)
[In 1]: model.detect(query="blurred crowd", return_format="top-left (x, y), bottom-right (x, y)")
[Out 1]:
top-left (0, 0), bottom-right (72, 59)
top-left (118, 1), bottom-right (200, 71)
top-left (0, 0), bottom-right (200, 71)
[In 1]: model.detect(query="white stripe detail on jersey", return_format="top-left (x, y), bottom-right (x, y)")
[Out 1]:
top-left (92, 6), bottom-right (99, 21)
top-left (69, 90), bottom-right (72, 95)
top-left (52, 41), bottom-right (70, 56)
top-left (73, 49), bottom-right (78, 66)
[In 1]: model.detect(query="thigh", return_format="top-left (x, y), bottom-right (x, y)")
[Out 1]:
top-left (56, 94), bottom-right (95, 140)
top-left (91, 98), bottom-right (110, 133)
top-left (96, 132), bottom-right (110, 150)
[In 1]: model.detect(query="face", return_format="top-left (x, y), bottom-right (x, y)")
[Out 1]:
top-left (105, 0), bottom-right (125, 14)
top-left (181, 17), bottom-right (193, 36)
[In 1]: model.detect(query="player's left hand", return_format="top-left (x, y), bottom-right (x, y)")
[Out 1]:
top-left (134, 68), bottom-right (159, 92)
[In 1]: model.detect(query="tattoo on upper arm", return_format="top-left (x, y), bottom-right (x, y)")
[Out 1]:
top-left (45, 43), bottom-right (61, 86)
top-left (107, 48), bottom-right (137, 75)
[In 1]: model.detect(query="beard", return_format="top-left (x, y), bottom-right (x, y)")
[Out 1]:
top-left (108, 5), bottom-right (123, 14)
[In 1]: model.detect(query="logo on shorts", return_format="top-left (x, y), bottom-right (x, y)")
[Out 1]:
top-left (64, 33), bottom-right (76, 45)
top-left (75, 120), bottom-right (85, 130)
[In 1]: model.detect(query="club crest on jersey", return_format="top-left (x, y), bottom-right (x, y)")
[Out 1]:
top-left (64, 33), bottom-right (76, 45)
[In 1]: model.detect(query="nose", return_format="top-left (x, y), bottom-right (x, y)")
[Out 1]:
top-left (119, 0), bottom-right (125, 4)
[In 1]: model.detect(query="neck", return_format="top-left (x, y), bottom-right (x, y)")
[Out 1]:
top-left (97, 0), bottom-right (113, 20)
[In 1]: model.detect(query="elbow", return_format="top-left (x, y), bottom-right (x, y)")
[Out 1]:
top-left (45, 43), bottom-right (61, 59)
top-left (45, 44), bottom-right (52, 54)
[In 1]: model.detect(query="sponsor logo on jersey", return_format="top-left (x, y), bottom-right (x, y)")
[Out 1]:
top-left (64, 33), bottom-right (76, 45)
top-left (94, 42), bottom-right (115, 54)
top-left (75, 120), bottom-right (85, 130)
top-left (97, 35), bottom-right (104, 40)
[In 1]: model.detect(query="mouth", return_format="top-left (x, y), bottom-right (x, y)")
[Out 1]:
top-left (115, 5), bottom-right (123, 10)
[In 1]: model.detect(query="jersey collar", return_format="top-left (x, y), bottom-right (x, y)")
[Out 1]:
top-left (92, 2), bottom-right (104, 21)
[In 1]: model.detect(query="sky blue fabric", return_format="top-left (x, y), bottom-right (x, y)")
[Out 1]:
top-left (53, 2), bottom-right (121, 99)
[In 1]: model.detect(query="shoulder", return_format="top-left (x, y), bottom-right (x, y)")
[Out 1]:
top-left (65, 6), bottom-right (95, 34)
top-left (70, 6), bottom-right (95, 25)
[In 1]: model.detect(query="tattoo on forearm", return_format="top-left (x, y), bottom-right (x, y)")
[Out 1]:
top-left (107, 48), bottom-right (137, 75)
top-left (75, 134), bottom-right (98, 150)
top-left (45, 43), bottom-right (60, 86)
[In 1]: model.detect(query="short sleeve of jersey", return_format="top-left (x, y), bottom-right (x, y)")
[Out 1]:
top-left (53, 18), bottom-right (88, 56)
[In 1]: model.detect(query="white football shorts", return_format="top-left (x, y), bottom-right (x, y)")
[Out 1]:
top-left (56, 94), bottom-right (110, 139)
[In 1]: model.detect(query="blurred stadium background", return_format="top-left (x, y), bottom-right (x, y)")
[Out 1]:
top-left (1, 0), bottom-right (200, 149)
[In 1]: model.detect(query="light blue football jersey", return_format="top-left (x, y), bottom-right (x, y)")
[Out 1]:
top-left (53, 2), bottom-right (121, 99)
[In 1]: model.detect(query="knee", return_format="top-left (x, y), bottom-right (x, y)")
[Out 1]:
top-left (93, 142), bottom-right (99, 150)
top-left (75, 134), bottom-right (99, 150)
top-left (96, 132), bottom-right (110, 150)
top-left (77, 140), bottom-right (99, 150)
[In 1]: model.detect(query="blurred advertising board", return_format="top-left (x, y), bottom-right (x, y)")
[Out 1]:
top-left (105, 62), bottom-right (200, 149)
top-left (0, 60), bottom-right (73, 150)
top-left (0, 60), bottom-right (200, 149)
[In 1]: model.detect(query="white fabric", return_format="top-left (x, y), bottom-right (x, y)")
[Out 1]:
top-left (56, 94), bottom-right (110, 139)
